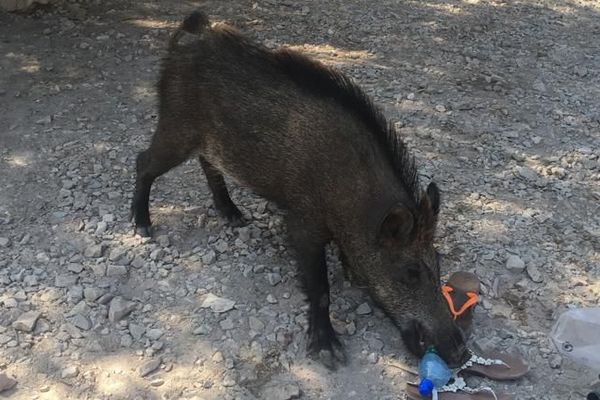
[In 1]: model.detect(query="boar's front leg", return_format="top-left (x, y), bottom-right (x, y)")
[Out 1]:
top-left (288, 214), bottom-right (346, 369)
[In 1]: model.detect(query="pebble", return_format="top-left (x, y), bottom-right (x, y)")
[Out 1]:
top-left (138, 357), bottom-right (162, 377)
top-left (506, 255), bottom-right (525, 272)
top-left (0, 237), bottom-right (10, 247)
top-left (108, 297), bottom-right (137, 322)
top-left (356, 302), bottom-right (372, 315)
top-left (129, 323), bottom-right (146, 341)
top-left (261, 380), bottom-right (302, 400)
top-left (71, 314), bottom-right (92, 331)
top-left (526, 264), bottom-right (543, 282)
top-left (61, 366), bottom-right (79, 379)
top-left (249, 316), bottom-right (265, 332)
top-left (150, 378), bottom-right (165, 387)
top-left (200, 293), bottom-right (235, 313)
top-left (266, 294), bottom-right (278, 304)
top-left (106, 265), bottom-right (128, 276)
top-left (84, 287), bottom-right (104, 302)
top-left (55, 274), bottom-right (78, 287)
top-left (0, 373), bottom-right (17, 392)
top-left (84, 244), bottom-right (105, 258)
top-left (549, 354), bottom-right (562, 369)
top-left (3, 298), bottom-right (17, 308)
top-left (220, 318), bottom-right (235, 330)
top-left (267, 272), bottom-right (282, 286)
top-left (12, 311), bottom-right (41, 332)
top-left (146, 328), bottom-right (163, 340)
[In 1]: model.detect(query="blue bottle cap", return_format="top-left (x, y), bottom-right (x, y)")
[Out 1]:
top-left (419, 378), bottom-right (434, 397)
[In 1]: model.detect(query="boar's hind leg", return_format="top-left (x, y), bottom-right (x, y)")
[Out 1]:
top-left (288, 215), bottom-right (347, 369)
top-left (198, 156), bottom-right (244, 227)
top-left (131, 142), bottom-right (191, 237)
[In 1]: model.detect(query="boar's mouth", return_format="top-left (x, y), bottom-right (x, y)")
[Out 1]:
top-left (399, 319), bottom-right (468, 367)
top-left (399, 319), bottom-right (428, 357)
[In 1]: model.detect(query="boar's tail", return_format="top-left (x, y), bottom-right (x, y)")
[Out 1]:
top-left (169, 10), bottom-right (210, 48)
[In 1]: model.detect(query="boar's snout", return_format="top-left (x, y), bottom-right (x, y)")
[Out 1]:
top-left (400, 319), bottom-right (468, 367)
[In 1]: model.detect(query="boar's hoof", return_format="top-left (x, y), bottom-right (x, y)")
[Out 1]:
top-left (226, 213), bottom-right (246, 228)
top-left (134, 225), bottom-right (152, 238)
top-left (308, 330), bottom-right (347, 370)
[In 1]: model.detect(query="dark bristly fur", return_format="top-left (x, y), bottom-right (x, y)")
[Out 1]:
top-left (271, 50), bottom-right (421, 203)
top-left (131, 10), bottom-right (466, 369)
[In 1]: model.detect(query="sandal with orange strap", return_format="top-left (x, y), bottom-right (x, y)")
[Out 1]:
top-left (442, 271), bottom-right (480, 338)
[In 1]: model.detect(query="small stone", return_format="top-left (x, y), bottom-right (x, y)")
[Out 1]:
top-left (220, 318), bottom-right (235, 330)
top-left (61, 366), bottom-right (79, 379)
top-left (95, 221), bottom-right (107, 235)
top-left (150, 378), bottom-right (164, 387)
top-left (12, 311), bottom-right (41, 332)
top-left (346, 321), bottom-right (356, 335)
top-left (146, 328), bottom-right (163, 340)
top-left (549, 354), bottom-right (562, 369)
top-left (222, 372), bottom-right (237, 387)
top-left (71, 314), bottom-right (91, 331)
top-left (109, 248), bottom-right (128, 262)
top-left (156, 235), bottom-right (170, 247)
top-left (106, 265), bottom-right (128, 276)
top-left (3, 298), bottom-right (17, 308)
top-left (36, 115), bottom-right (52, 125)
top-left (138, 357), bottom-right (162, 377)
top-left (266, 294), bottom-right (278, 304)
top-left (435, 104), bottom-right (446, 112)
top-left (526, 264), bottom-right (543, 283)
top-left (129, 323), bottom-right (146, 341)
top-left (356, 302), bottom-right (372, 315)
top-left (0, 237), bottom-right (10, 247)
top-left (261, 380), bottom-right (301, 400)
top-left (214, 240), bottom-right (229, 253)
top-left (212, 351), bottom-right (224, 362)
top-left (83, 287), bottom-right (104, 302)
top-left (84, 244), bottom-right (104, 258)
top-left (193, 325), bottom-right (210, 335)
top-left (267, 272), bottom-right (282, 286)
top-left (108, 297), bottom-right (136, 323)
top-left (249, 316), bottom-right (265, 332)
top-left (67, 264), bottom-right (84, 273)
top-left (0, 373), bottom-right (17, 392)
top-left (200, 293), bottom-right (235, 313)
top-left (202, 250), bottom-right (216, 264)
top-left (367, 352), bottom-right (379, 363)
top-left (55, 274), bottom-right (78, 287)
top-left (506, 255), bottom-right (525, 272)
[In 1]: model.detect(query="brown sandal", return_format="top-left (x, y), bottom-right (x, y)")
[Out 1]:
top-left (459, 350), bottom-right (529, 381)
top-left (442, 272), bottom-right (481, 338)
top-left (406, 382), bottom-right (511, 400)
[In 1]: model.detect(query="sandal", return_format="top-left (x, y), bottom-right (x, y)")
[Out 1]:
top-left (442, 272), bottom-right (480, 338)
top-left (458, 349), bottom-right (529, 381)
top-left (406, 380), bottom-right (510, 400)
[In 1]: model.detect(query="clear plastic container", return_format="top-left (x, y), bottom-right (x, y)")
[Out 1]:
top-left (418, 346), bottom-right (453, 398)
top-left (551, 307), bottom-right (600, 369)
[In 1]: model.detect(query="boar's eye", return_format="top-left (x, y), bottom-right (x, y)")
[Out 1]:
top-left (399, 264), bottom-right (421, 286)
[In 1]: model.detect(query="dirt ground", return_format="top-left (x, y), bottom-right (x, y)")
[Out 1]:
top-left (1, 0), bottom-right (599, 399)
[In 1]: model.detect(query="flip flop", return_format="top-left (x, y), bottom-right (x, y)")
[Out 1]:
top-left (442, 272), bottom-right (480, 338)
top-left (405, 381), bottom-right (511, 400)
top-left (459, 350), bottom-right (529, 381)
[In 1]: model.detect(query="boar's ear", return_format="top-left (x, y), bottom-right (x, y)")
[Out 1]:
top-left (378, 205), bottom-right (414, 245)
top-left (426, 182), bottom-right (440, 216)
top-left (417, 182), bottom-right (441, 242)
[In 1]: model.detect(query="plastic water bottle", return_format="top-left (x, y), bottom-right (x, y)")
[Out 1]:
top-left (418, 346), bottom-right (453, 399)
top-left (551, 308), bottom-right (600, 369)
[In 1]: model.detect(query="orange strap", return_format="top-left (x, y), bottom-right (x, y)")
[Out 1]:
top-left (441, 284), bottom-right (478, 320)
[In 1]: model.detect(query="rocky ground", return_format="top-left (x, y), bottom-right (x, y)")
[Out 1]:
top-left (1, 0), bottom-right (599, 399)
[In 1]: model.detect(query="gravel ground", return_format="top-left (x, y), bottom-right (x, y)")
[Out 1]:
top-left (1, 0), bottom-right (599, 399)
